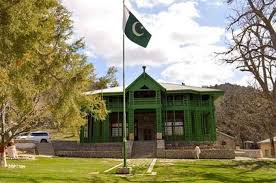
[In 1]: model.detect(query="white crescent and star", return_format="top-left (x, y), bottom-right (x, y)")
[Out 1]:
top-left (132, 21), bottom-right (144, 37)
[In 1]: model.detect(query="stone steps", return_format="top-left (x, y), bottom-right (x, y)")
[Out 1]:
top-left (132, 141), bottom-right (156, 158)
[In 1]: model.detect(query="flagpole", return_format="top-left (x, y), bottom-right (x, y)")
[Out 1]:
top-left (122, 0), bottom-right (127, 168)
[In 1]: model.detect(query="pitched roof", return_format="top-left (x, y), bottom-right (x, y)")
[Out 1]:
top-left (258, 137), bottom-right (276, 144)
top-left (160, 83), bottom-right (223, 93)
top-left (85, 86), bottom-right (123, 95)
top-left (86, 83), bottom-right (223, 95)
top-left (126, 72), bottom-right (165, 91)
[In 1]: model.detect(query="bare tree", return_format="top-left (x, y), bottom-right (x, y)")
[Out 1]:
top-left (222, 0), bottom-right (276, 157)
top-left (214, 84), bottom-right (268, 145)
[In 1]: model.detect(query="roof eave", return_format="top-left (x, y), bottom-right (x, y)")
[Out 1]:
top-left (166, 90), bottom-right (224, 95)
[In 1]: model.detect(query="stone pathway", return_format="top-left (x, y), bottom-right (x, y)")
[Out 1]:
top-left (146, 158), bottom-right (157, 174)
top-left (235, 157), bottom-right (253, 161)
top-left (128, 159), bottom-right (152, 167)
top-left (103, 158), bottom-right (160, 175)
top-left (104, 163), bottom-right (123, 173)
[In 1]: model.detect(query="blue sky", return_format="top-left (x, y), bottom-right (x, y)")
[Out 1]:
top-left (62, 0), bottom-right (251, 87)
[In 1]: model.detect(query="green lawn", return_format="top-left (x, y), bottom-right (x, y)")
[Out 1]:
top-left (0, 158), bottom-right (276, 183)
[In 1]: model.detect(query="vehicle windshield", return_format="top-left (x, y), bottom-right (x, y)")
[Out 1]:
top-left (19, 132), bottom-right (29, 136)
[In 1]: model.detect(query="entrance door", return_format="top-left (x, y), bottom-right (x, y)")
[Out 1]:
top-left (134, 110), bottom-right (156, 141)
top-left (144, 129), bottom-right (153, 140)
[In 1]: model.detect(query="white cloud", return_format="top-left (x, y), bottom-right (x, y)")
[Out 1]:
top-left (62, 0), bottom-right (246, 86)
top-left (130, 0), bottom-right (176, 8)
top-left (200, 0), bottom-right (224, 6)
top-left (161, 45), bottom-right (234, 86)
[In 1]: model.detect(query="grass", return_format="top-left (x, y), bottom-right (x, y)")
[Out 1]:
top-left (0, 157), bottom-right (120, 183)
top-left (41, 129), bottom-right (79, 141)
top-left (0, 158), bottom-right (276, 183)
top-left (153, 159), bottom-right (276, 183)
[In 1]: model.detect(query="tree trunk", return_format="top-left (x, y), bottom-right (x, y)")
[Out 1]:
top-left (0, 103), bottom-right (7, 167)
top-left (269, 136), bottom-right (275, 158)
top-left (0, 146), bottom-right (7, 168)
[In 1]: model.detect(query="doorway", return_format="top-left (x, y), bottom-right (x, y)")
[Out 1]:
top-left (134, 110), bottom-right (156, 141)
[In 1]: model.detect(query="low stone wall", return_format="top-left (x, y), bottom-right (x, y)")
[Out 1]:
top-left (56, 150), bottom-right (122, 158)
top-left (52, 141), bottom-right (122, 151)
top-left (157, 149), bottom-right (235, 159)
top-left (235, 149), bottom-right (263, 158)
top-left (52, 141), bottom-right (123, 158)
top-left (52, 140), bottom-right (234, 159)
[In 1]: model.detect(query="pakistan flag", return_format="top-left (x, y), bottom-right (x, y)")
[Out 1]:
top-left (123, 6), bottom-right (151, 48)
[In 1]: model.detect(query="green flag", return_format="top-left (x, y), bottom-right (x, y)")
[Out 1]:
top-left (123, 6), bottom-right (151, 48)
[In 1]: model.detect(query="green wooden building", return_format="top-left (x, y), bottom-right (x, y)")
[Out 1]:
top-left (80, 67), bottom-right (223, 144)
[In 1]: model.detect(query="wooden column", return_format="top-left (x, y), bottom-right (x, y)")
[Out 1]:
top-left (103, 114), bottom-right (109, 142)
top-left (88, 114), bottom-right (93, 143)
top-left (184, 110), bottom-right (192, 141)
top-left (195, 110), bottom-right (202, 141)
top-left (156, 108), bottom-right (162, 139)
top-left (128, 109), bottom-right (134, 140)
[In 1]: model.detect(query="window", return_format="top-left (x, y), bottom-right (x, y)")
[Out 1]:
top-left (165, 122), bottom-right (173, 136)
top-left (84, 125), bottom-right (88, 138)
top-left (19, 132), bottom-right (29, 136)
top-left (31, 132), bottom-right (48, 136)
top-left (140, 85), bottom-right (149, 89)
top-left (164, 111), bottom-right (184, 136)
top-left (110, 112), bottom-right (128, 137)
top-left (134, 90), bottom-right (156, 98)
top-left (201, 112), bottom-right (210, 135)
top-left (174, 122), bottom-right (184, 135)
top-left (183, 94), bottom-right (189, 101)
top-left (175, 95), bottom-right (183, 104)
top-left (174, 112), bottom-right (184, 135)
top-left (167, 95), bottom-right (173, 105)
top-left (202, 95), bottom-right (210, 101)
top-left (111, 123), bottom-right (122, 137)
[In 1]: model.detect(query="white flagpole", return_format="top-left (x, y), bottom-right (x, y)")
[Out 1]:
top-left (122, 0), bottom-right (127, 168)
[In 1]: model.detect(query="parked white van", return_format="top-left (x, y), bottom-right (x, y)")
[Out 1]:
top-left (16, 131), bottom-right (50, 143)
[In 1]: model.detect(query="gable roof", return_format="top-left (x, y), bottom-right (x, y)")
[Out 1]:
top-left (126, 72), bottom-right (166, 92)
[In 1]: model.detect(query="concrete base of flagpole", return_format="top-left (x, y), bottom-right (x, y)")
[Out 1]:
top-left (116, 167), bottom-right (131, 174)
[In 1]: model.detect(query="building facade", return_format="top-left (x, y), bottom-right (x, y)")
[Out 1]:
top-left (80, 68), bottom-right (223, 145)
top-left (258, 137), bottom-right (276, 158)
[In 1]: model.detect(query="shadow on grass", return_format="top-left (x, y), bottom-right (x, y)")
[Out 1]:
top-left (148, 160), bottom-right (276, 183)
top-left (200, 172), bottom-right (276, 183)
top-left (0, 175), bottom-right (83, 183)
top-left (198, 160), bottom-right (276, 172)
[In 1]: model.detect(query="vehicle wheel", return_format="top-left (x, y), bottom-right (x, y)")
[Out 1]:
top-left (40, 139), bottom-right (48, 143)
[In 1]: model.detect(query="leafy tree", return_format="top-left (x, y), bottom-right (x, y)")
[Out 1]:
top-left (222, 0), bottom-right (276, 157)
top-left (90, 66), bottom-right (119, 90)
top-left (0, 0), bottom-right (107, 167)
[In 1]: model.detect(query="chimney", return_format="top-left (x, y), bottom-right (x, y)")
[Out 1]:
top-left (142, 66), bottom-right (146, 73)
